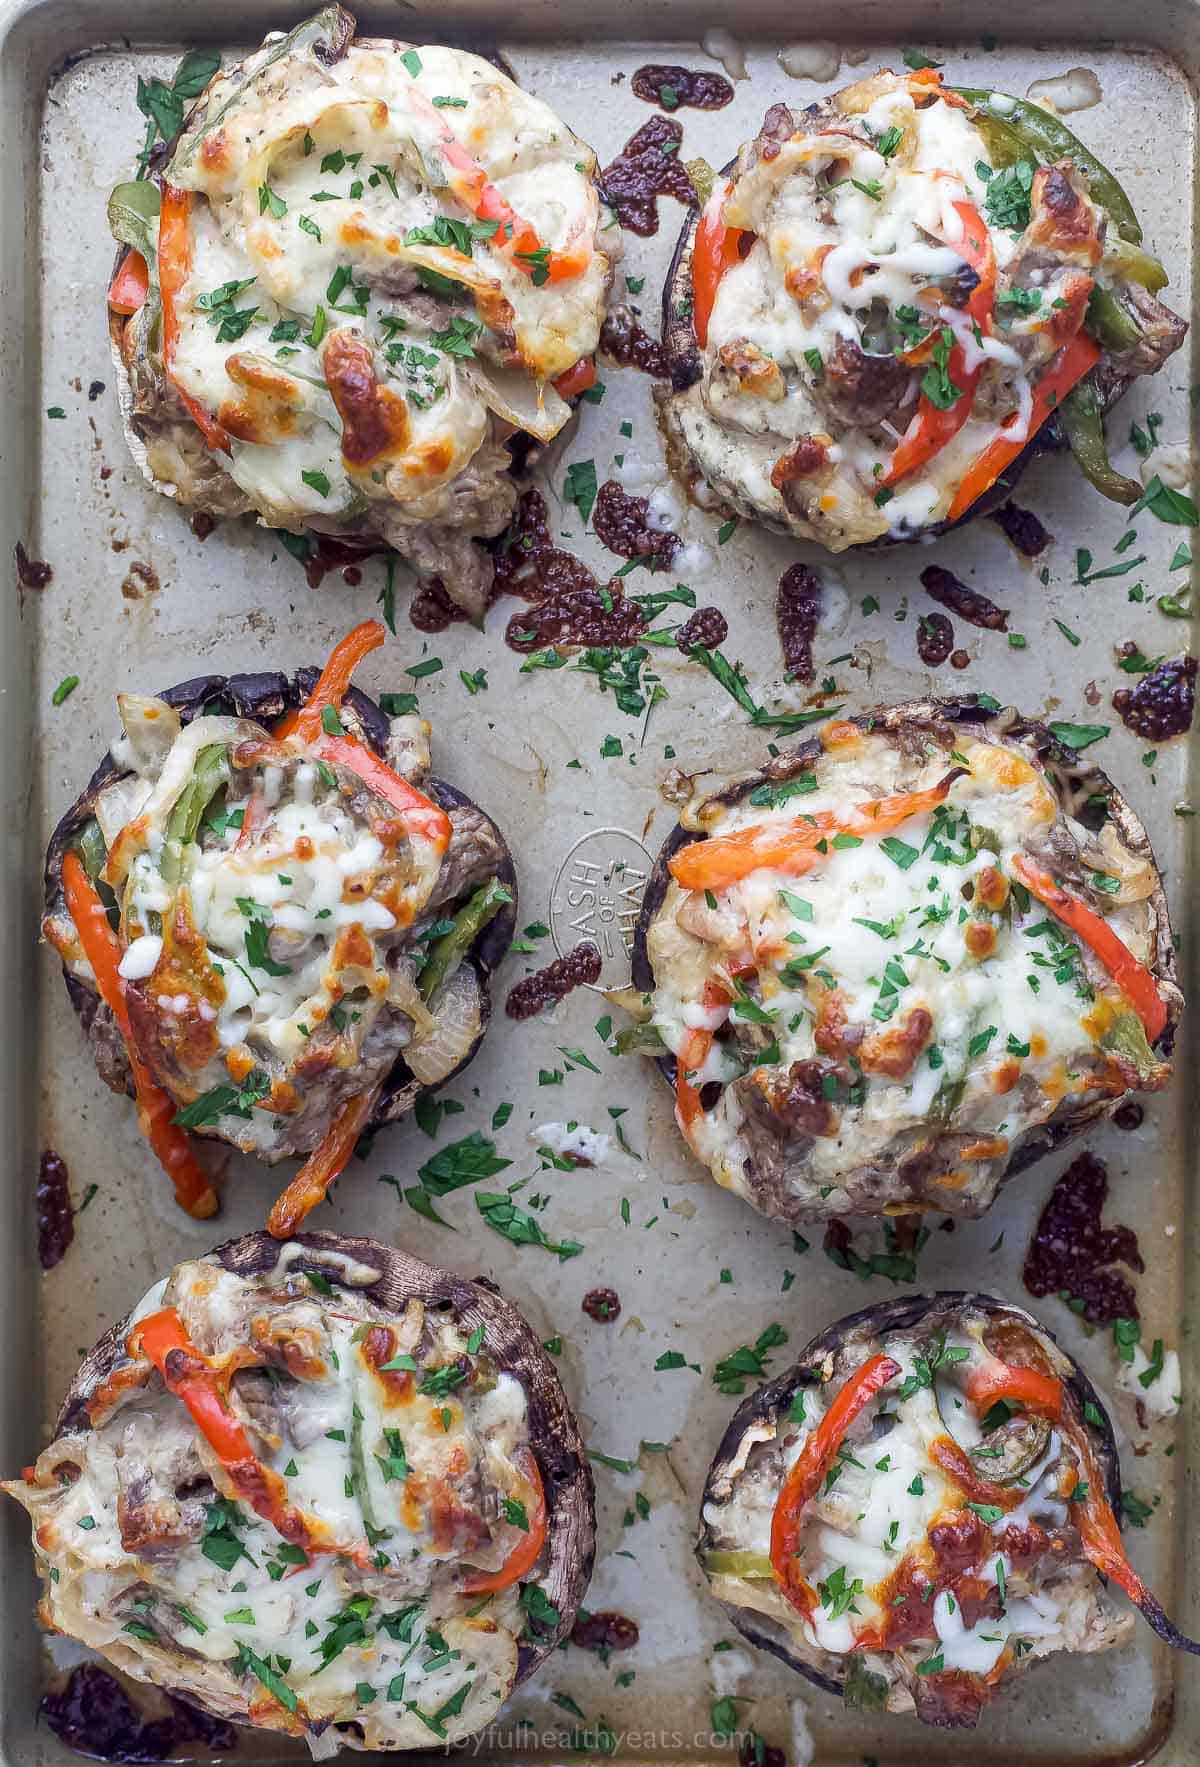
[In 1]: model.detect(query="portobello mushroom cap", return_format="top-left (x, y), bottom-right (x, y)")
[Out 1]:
top-left (107, 6), bottom-right (618, 618)
top-left (658, 74), bottom-right (1184, 549)
top-left (43, 666), bottom-right (516, 1154)
top-left (5, 1231), bottom-right (594, 1750)
top-left (630, 699), bottom-right (1180, 1223)
top-left (698, 1291), bottom-right (1196, 1728)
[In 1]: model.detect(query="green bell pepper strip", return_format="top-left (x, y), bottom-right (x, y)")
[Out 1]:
top-left (161, 743), bottom-right (230, 885)
top-left (1103, 236), bottom-right (1168, 293)
top-left (108, 180), bottom-right (161, 264)
top-left (951, 87), bottom-right (1143, 242)
top-left (1101, 1008), bottom-right (1167, 1084)
top-left (613, 1021), bottom-right (667, 1057)
top-left (1058, 380), bottom-right (1142, 505)
top-left (79, 818), bottom-right (109, 884)
top-left (417, 877), bottom-right (512, 1004)
top-left (107, 179), bottom-right (164, 353)
top-left (702, 1549), bottom-right (776, 1578)
top-left (1084, 285), bottom-right (1144, 354)
top-left (618, 1017), bottom-right (668, 1053)
top-left (169, 7), bottom-right (352, 178)
top-left (77, 819), bottom-right (121, 933)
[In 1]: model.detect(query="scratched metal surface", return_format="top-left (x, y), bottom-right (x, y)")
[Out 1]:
top-left (0, 1), bottom-right (1197, 1761)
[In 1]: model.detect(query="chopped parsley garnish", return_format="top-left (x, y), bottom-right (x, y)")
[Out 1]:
top-left (997, 285), bottom-right (1042, 312)
top-left (201, 1498), bottom-right (254, 1571)
top-left (173, 1068), bottom-right (271, 1129)
top-left (502, 1496), bottom-right (530, 1531)
top-left (326, 262), bottom-right (370, 316)
top-left (376, 1429), bottom-right (409, 1482)
top-left (879, 835), bottom-right (919, 870)
top-left (563, 458), bottom-right (599, 525)
top-left (475, 1192), bottom-right (582, 1260)
top-left (920, 327), bottom-right (962, 411)
top-left (818, 1564), bottom-right (864, 1620)
top-left (236, 897), bottom-right (291, 976)
top-left (1047, 721), bottom-right (1109, 751)
top-left (196, 276), bottom-right (259, 344)
top-left (711, 1323), bottom-right (788, 1394)
top-left (898, 1333), bottom-right (968, 1400)
top-left (983, 158), bottom-right (1035, 232)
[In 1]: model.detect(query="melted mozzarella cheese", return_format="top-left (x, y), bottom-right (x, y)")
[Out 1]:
top-left (649, 729), bottom-right (1159, 1213)
top-left (98, 699), bottom-right (458, 1151)
top-left (158, 32), bottom-right (612, 530)
top-left (6, 1259), bottom-right (540, 1750)
top-left (704, 1316), bottom-right (1128, 1706)
top-left (666, 75), bottom-right (1046, 548)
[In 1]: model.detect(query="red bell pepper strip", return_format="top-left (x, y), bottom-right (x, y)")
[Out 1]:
top-left (1009, 851), bottom-right (1167, 1042)
top-left (234, 793), bottom-right (268, 850)
top-left (884, 199), bottom-right (995, 487)
top-left (675, 979), bottom-right (731, 1142)
top-left (906, 69), bottom-right (972, 110)
top-left (770, 1354), bottom-right (901, 1614)
top-left (692, 193), bottom-right (745, 350)
top-left (108, 250), bottom-right (149, 316)
top-left (966, 1362), bottom-right (1063, 1419)
top-left (275, 618), bottom-right (387, 743)
top-left (1062, 1405), bottom-right (1200, 1654)
top-left (317, 734), bottom-right (452, 852)
top-left (157, 184), bottom-right (231, 453)
top-left (461, 1447), bottom-right (547, 1593)
top-left (405, 87), bottom-right (588, 286)
top-left (946, 333), bottom-right (1100, 522)
top-left (669, 775), bottom-right (957, 894)
top-left (266, 1085), bottom-right (379, 1239)
top-left (131, 1306), bottom-right (309, 1545)
top-left (133, 1307), bottom-right (258, 1465)
top-left (61, 850), bottom-right (219, 1220)
top-left (553, 356), bottom-right (597, 400)
top-left (929, 1435), bottom-right (1021, 1510)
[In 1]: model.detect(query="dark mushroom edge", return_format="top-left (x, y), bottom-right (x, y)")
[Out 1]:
top-left (629, 699), bottom-right (1180, 1222)
top-left (23, 1231), bottom-right (595, 1749)
top-left (698, 1290), bottom-right (1198, 1731)
top-left (43, 666), bottom-right (517, 1144)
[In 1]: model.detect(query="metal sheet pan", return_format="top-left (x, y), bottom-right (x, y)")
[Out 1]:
top-left (0, 3), bottom-right (1196, 1761)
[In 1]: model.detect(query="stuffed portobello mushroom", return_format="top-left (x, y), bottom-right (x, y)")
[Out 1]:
top-left (4, 1232), bottom-right (594, 1751)
top-left (659, 68), bottom-right (1186, 547)
top-left (625, 701), bottom-right (1179, 1224)
top-left (699, 1292), bottom-right (1199, 1729)
top-left (107, 7), bottom-right (617, 616)
top-left (42, 621), bottom-right (515, 1232)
